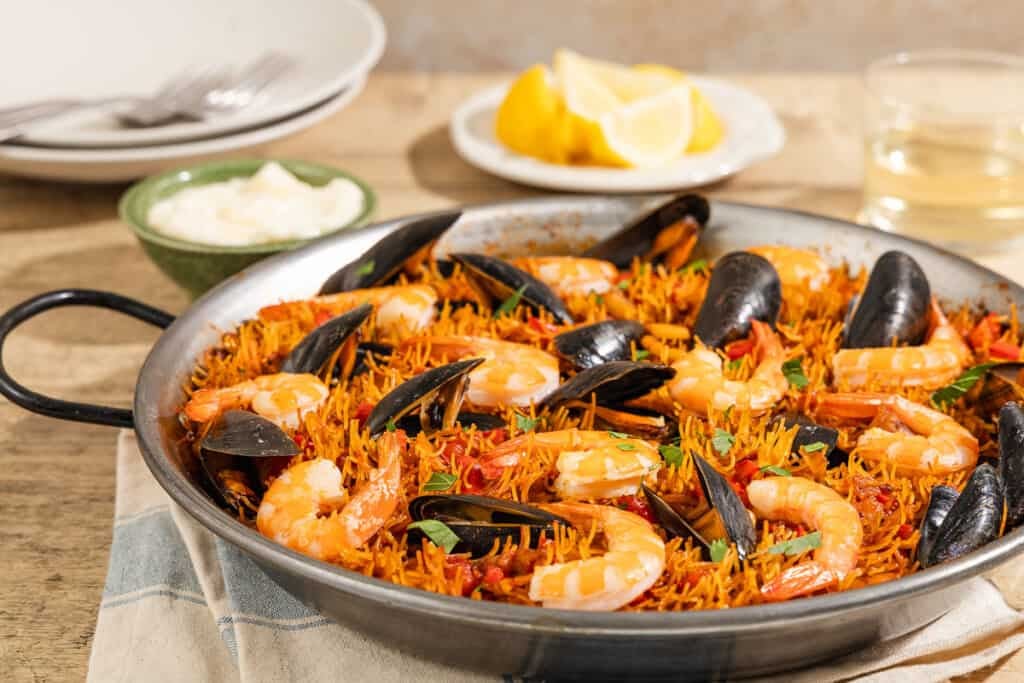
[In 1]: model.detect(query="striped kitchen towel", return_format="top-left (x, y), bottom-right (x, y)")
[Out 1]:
top-left (88, 431), bottom-right (1024, 682)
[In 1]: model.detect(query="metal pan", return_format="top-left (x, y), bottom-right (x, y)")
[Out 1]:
top-left (2, 197), bottom-right (1022, 680)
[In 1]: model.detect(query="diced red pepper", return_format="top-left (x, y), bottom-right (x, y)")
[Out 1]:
top-left (483, 565), bottom-right (505, 585)
top-left (293, 433), bottom-right (308, 449)
top-left (898, 523), bottom-right (914, 540)
top-left (463, 463), bottom-right (485, 492)
top-left (990, 340), bottom-right (1022, 360)
top-left (482, 427), bottom-right (508, 444)
top-left (313, 310), bottom-right (334, 327)
top-left (729, 479), bottom-right (750, 507)
top-left (725, 338), bottom-right (755, 360)
top-left (734, 458), bottom-right (760, 482)
top-left (444, 556), bottom-right (482, 596)
top-left (440, 438), bottom-right (468, 467)
top-left (968, 313), bottom-right (1002, 351)
top-left (619, 495), bottom-right (657, 523)
top-left (354, 400), bottom-right (375, 427)
top-left (527, 317), bottom-right (558, 335)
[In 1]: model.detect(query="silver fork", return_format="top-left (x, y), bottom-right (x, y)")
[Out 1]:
top-left (0, 52), bottom-right (294, 141)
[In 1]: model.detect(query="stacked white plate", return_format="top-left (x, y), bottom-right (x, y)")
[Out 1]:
top-left (0, 0), bottom-right (385, 182)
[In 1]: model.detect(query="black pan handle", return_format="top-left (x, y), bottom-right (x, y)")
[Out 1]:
top-left (0, 289), bottom-right (175, 428)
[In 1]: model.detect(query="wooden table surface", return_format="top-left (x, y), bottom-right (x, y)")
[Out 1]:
top-left (1, 72), bottom-right (1021, 681)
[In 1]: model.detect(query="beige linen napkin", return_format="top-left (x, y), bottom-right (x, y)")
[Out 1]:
top-left (88, 431), bottom-right (1024, 682)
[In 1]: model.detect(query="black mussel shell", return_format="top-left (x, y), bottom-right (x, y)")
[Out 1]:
top-left (553, 320), bottom-right (646, 370)
top-left (280, 303), bottom-right (373, 375)
top-left (772, 413), bottom-right (843, 467)
top-left (200, 410), bottom-right (300, 458)
top-left (978, 363), bottom-right (1024, 420)
top-left (199, 449), bottom-right (262, 516)
top-left (584, 194), bottom-right (710, 269)
top-left (592, 405), bottom-right (678, 442)
top-left (408, 494), bottom-right (569, 557)
top-left (692, 454), bottom-right (757, 560)
top-left (999, 402), bottom-right (1024, 527)
top-left (917, 485), bottom-right (959, 568)
top-left (843, 250), bottom-right (930, 349)
top-left (434, 258), bottom-right (457, 278)
top-left (319, 211), bottom-right (461, 294)
top-left (641, 484), bottom-right (713, 556)
top-left (366, 359), bottom-right (485, 436)
top-left (397, 411), bottom-right (507, 437)
top-left (450, 253), bottom-right (574, 325)
top-left (349, 341), bottom-right (394, 378)
top-left (926, 464), bottom-right (1004, 567)
top-left (692, 252), bottom-right (781, 349)
top-left (539, 360), bottom-right (675, 410)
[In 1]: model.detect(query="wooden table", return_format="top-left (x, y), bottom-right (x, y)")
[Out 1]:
top-left (1, 72), bottom-right (1020, 681)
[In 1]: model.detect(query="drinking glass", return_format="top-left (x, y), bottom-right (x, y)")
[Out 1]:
top-left (861, 50), bottom-right (1024, 251)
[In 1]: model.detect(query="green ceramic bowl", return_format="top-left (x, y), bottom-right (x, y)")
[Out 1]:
top-left (119, 159), bottom-right (375, 298)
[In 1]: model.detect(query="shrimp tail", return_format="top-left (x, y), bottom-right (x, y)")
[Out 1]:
top-left (760, 561), bottom-right (838, 602)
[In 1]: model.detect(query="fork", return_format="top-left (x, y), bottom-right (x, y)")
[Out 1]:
top-left (0, 52), bottom-right (294, 142)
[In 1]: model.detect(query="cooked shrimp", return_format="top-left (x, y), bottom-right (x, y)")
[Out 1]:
top-left (259, 284), bottom-right (438, 335)
top-left (480, 429), bottom-right (659, 497)
top-left (832, 298), bottom-right (971, 390)
top-left (668, 320), bottom-right (788, 416)
top-left (185, 373), bottom-right (329, 428)
top-left (512, 256), bottom-right (619, 298)
top-left (747, 245), bottom-right (829, 292)
top-left (747, 476), bottom-right (863, 602)
top-left (256, 432), bottom-right (404, 560)
top-left (817, 392), bottom-right (978, 473)
top-left (400, 335), bottom-right (560, 407)
top-left (529, 502), bottom-right (665, 610)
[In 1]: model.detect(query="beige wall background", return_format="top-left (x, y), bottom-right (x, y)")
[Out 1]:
top-left (375, 0), bottom-right (1022, 72)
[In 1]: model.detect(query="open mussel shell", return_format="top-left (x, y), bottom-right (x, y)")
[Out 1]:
top-left (200, 410), bottom-right (300, 459)
top-left (843, 250), bottom-right (930, 349)
top-left (397, 411), bottom-right (507, 437)
top-left (692, 251), bottom-right (781, 349)
top-left (408, 494), bottom-right (569, 557)
top-left (450, 253), bottom-right (574, 325)
top-left (583, 194), bottom-right (710, 269)
top-left (917, 485), bottom-right (958, 568)
top-left (198, 450), bottom-right (262, 516)
top-left (366, 358), bottom-right (485, 436)
top-left (641, 484), bottom-right (711, 555)
top-left (771, 413), bottom-right (846, 468)
top-left (926, 464), bottom-right (1004, 567)
top-left (539, 360), bottom-right (675, 411)
top-left (319, 211), bottom-right (461, 294)
top-left (978, 363), bottom-right (1024, 419)
top-left (553, 320), bottom-right (646, 370)
top-left (999, 401), bottom-right (1024, 527)
top-left (350, 341), bottom-right (394, 378)
top-left (280, 303), bottom-right (373, 375)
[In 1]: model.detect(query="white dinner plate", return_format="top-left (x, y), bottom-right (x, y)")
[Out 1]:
top-left (450, 76), bottom-right (785, 193)
top-left (3, 0), bottom-right (384, 148)
top-left (0, 77), bottom-right (366, 183)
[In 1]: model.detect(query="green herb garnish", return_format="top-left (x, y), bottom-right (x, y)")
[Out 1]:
top-left (423, 472), bottom-right (457, 492)
top-left (617, 279), bottom-right (631, 290)
top-left (635, 349), bottom-right (650, 361)
top-left (659, 444), bottom-right (683, 467)
top-left (616, 442), bottom-right (637, 451)
top-left (712, 428), bottom-right (735, 455)
top-left (356, 260), bottom-right (375, 277)
top-left (408, 520), bottom-right (460, 553)
top-left (515, 413), bottom-right (538, 432)
top-left (759, 465), bottom-right (792, 477)
top-left (608, 430), bottom-right (629, 439)
top-left (680, 258), bottom-right (708, 274)
top-left (782, 357), bottom-right (809, 389)
top-left (726, 358), bottom-right (743, 372)
top-left (931, 363), bottom-right (997, 408)
top-left (767, 531), bottom-right (822, 556)
top-left (801, 441), bottom-right (827, 453)
top-left (494, 285), bottom-right (528, 318)
top-left (709, 538), bottom-right (729, 563)
top-left (385, 418), bottom-right (397, 432)
top-left (594, 294), bottom-right (605, 305)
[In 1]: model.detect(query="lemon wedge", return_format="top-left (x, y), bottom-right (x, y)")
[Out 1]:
top-left (553, 50), bottom-right (623, 161)
top-left (495, 65), bottom-right (571, 163)
top-left (590, 84), bottom-right (694, 168)
top-left (634, 63), bottom-right (724, 153)
top-left (556, 49), bottom-right (676, 102)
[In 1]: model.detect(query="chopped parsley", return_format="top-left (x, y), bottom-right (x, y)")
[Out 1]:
top-left (931, 363), bottom-right (997, 409)
top-left (408, 520), bottom-right (460, 553)
top-left (616, 442), bottom-right (637, 451)
top-left (608, 431), bottom-right (629, 439)
top-left (801, 441), bottom-right (827, 453)
top-left (634, 349), bottom-right (650, 361)
top-left (494, 285), bottom-right (527, 318)
top-left (766, 531), bottom-right (822, 556)
top-left (355, 260), bottom-right (375, 277)
top-left (726, 358), bottom-right (743, 372)
top-left (680, 258), bottom-right (708, 274)
top-left (759, 465), bottom-right (792, 477)
top-left (711, 428), bottom-right (735, 455)
top-left (385, 418), bottom-right (397, 432)
top-left (709, 538), bottom-right (729, 563)
top-left (659, 444), bottom-right (683, 467)
top-left (782, 357), bottom-right (809, 389)
top-left (515, 413), bottom-right (538, 432)
top-left (617, 279), bottom-right (631, 290)
top-left (423, 472), bottom-right (457, 492)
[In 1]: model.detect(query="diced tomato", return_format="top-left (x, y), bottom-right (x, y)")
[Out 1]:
top-left (463, 463), bottom-right (485, 492)
top-left (619, 495), bottom-right (656, 523)
top-left (482, 427), bottom-right (508, 444)
top-left (733, 458), bottom-right (760, 482)
top-left (990, 340), bottom-right (1022, 360)
top-left (527, 317), bottom-right (558, 335)
top-left (483, 565), bottom-right (505, 585)
top-left (354, 400), bottom-right (375, 427)
top-left (729, 479), bottom-right (750, 507)
top-left (313, 310), bottom-right (334, 327)
top-left (440, 438), bottom-right (467, 466)
top-left (968, 313), bottom-right (1002, 351)
top-left (293, 433), bottom-right (308, 449)
top-left (444, 556), bottom-right (482, 596)
top-left (898, 523), bottom-right (914, 540)
top-left (725, 337), bottom-right (755, 360)
top-left (680, 571), bottom-right (705, 589)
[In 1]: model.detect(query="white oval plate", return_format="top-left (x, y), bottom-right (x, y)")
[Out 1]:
top-left (0, 77), bottom-right (365, 183)
top-left (4, 0), bottom-right (384, 149)
top-left (450, 76), bottom-right (785, 193)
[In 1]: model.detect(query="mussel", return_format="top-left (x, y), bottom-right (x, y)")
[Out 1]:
top-left (692, 251), bottom-right (781, 349)
top-left (643, 453), bottom-right (756, 560)
top-left (916, 485), bottom-right (959, 567)
top-left (843, 250), bottom-right (931, 349)
top-left (553, 320), bottom-right (646, 370)
top-left (198, 410), bottom-right (300, 516)
top-left (366, 358), bottom-right (485, 436)
top-left (977, 362), bottom-right (1024, 419)
top-left (771, 413), bottom-right (846, 468)
top-left (408, 494), bottom-right (569, 557)
top-left (584, 194), bottom-right (711, 270)
top-left (350, 341), bottom-right (394, 378)
top-left (319, 211), bottom-right (461, 294)
top-left (280, 303), bottom-right (373, 376)
top-left (999, 402), bottom-right (1024, 527)
top-left (540, 361), bottom-right (677, 439)
top-left (451, 253), bottom-right (573, 325)
top-left (922, 464), bottom-right (1004, 567)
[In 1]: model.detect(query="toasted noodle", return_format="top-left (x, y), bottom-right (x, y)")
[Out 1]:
top-left (184, 255), bottom-right (1007, 610)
